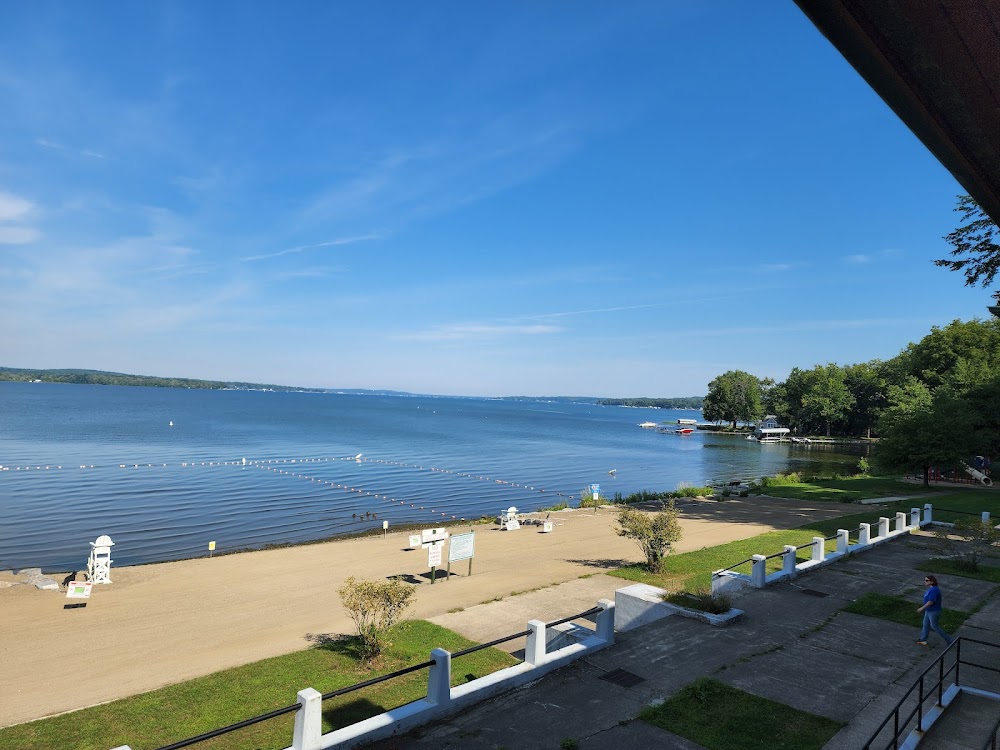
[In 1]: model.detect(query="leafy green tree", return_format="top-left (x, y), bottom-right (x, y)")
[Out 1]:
top-left (799, 364), bottom-right (855, 437)
top-left (702, 370), bottom-right (765, 429)
top-left (935, 195), bottom-right (1000, 288)
top-left (615, 501), bottom-right (682, 573)
top-left (874, 381), bottom-right (976, 486)
top-left (843, 362), bottom-right (888, 438)
top-left (903, 318), bottom-right (1000, 390)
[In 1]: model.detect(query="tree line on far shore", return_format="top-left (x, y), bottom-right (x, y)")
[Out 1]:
top-left (598, 396), bottom-right (703, 409)
top-left (702, 317), bottom-right (1000, 484)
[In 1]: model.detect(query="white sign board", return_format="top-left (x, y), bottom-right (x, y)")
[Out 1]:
top-left (590, 483), bottom-right (600, 500)
top-left (448, 532), bottom-right (475, 562)
top-left (427, 540), bottom-right (443, 567)
top-left (408, 534), bottom-right (422, 549)
top-left (422, 527), bottom-right (448, 543)
top-left (66, 581), bottom-right (93, 599)
top-left (505, 519), bottom-right (520, 531)
top-left (542, 521), bottom-right (554, 533)
top-left (382, 520), bottom-right (389, 530)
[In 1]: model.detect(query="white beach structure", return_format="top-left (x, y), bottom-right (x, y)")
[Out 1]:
top-left (87, 534), bottom-right (115, 584)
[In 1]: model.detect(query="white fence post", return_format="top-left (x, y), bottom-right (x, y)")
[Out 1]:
top-left (751, 555), bottom-right (767, 588)
top-left (782, 545), bottom-right (797, 576)
top-left (596, 599), bottom-right (615, 644)
top-left (859, 523), bottom-right (870, 546)
top-left (427, 648), bottom-right (452, 708)
top-left (812, 536), bottom-right (825, 563)
top-left (837, 529), bottom-right (849, 555)
top-left (878, 517), bottom-right (890, 538)
top-left (923, 504), bottom-right (933, 525)
top-left (894, 512), bottom-right (907, 533)
top-left (525, 620), bottom-right (546, 666)
top-left (910, 508), bottom-right (920, 528)
top-left (292, 688), bottom-right (322, 750)
top-left (983, 511), bottom-right (991, 525)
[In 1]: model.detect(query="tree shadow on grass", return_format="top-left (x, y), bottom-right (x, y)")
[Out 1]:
top-left (305, 632), bottom-right (367, 660)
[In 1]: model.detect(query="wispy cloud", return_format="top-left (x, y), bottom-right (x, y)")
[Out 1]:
top-left (241, 234), bottom-right (382, 262)
top-left (521, 302), bottom-right (673, 320)
top-left (0, 191), bottom-right (35, 221)
top-left (0, 226), bottom-right (41, 244)
top-left (755, 262), bottom-right (797, 273)
top-left (844, 254), bottom-right (871, 264)
top-left (397, 323), bottom-right (563, 341)
top-left (35, 138), bottom-right (108, 159)
top-left (276, 266), bottom-right (345, 280)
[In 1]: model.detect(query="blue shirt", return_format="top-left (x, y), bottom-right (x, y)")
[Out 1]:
top-left (924, 585), bottom-right (943, 612)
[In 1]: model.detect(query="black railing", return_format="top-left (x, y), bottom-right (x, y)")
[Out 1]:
top-left (864, 637), bottom-right (1000, 750)
top-left (153, 604), bottom-right (606, 750)
top-left (984, 711), bottom-right (1000, 750)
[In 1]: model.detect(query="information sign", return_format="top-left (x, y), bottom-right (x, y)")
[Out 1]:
top-left (448, 532), bottom-right (475, 562)
top-left (408, 534), bottom-right (422, 549)
top-left (65, 581), bottom-right (92, 599)
top-left (505, 519), bottom-right (520, 531)
top-left (421, 527), bottom-right (448, 547)
top-left (427, 540), bottom-right (443, 567)
top-left (590, 483), bottom-right (600, 500)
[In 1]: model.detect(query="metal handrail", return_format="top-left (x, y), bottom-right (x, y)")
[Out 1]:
top-left (983, 712), bottom-right (1000, 750)
top-left (154, 604), bottom-right (607, 749)
top-left (864, 637), bottom-right (1000, 750)
top-left (155, 702), bottom-right (301, 750)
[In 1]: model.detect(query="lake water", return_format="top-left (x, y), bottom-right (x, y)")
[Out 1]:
top-left (0, 382), bottom-right (858, 570)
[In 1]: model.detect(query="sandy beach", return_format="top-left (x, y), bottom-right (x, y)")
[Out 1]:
top-left (0, 497), bottom-right (852, 728)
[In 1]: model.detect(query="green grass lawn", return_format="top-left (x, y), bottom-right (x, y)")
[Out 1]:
top-left (609, 508), bottom-right (928, 592)
top-left (639, 677), bottom-right (842, 750)
top-left (918, 558), bottom-right (1000, 584)
top-left (754, 475), bottom-right (933, 503)
top-left (0, 621), bottom-right (518, 750)
top-left (841, 592), bottom-right (970, 632)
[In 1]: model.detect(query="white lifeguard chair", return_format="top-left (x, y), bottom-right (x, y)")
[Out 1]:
top-left (87, 534), bottom-right (115, 584)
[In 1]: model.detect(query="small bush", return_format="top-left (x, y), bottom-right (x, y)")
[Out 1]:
top-left (665, 589), bottom-right (732, 614)
top-left (739, 489), bottom-right (749, 497)
top-left (616, 501), bottom-right (683, 573)
top-left (539, 501), bottom-right (569, 512)
top-left (339, 576), bottom-right (416, 661)
top-left (672, 484), bottom-right (715, 498)
top-left (623, 489), bottom-right (672, 504)
top-left (721, 487), bottom-right (731, 497)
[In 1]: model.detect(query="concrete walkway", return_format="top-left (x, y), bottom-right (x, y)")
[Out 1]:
top-left (380, 533), bottom-right (1000, 750)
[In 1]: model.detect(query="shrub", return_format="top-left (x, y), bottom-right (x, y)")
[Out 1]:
top-left (338, 577), bottom-right (416, 660)
top-left (857, 457), bottom-right (870, 476)
top-left (721, 487), bottom-right (731, 498)
top-left (616, 501), bottom-right (683, 573)
top-left (665, 589), bottom-right (733, 615)
top-left (623, 489), bottom-right (672, 504)
top-left (935, 519), bottom-right (1000, 572)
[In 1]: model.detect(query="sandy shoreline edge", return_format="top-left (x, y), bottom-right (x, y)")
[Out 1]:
top-left (0, 498), bottom-right (852, 728)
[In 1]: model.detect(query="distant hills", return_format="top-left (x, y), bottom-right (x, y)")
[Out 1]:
top-left (0, 367), bottom-right (703, 405)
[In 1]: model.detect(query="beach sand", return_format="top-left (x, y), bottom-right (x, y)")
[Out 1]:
top-left (0, 497), bottom-right (852, 728)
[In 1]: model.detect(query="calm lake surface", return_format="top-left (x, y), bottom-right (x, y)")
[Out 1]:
top-left (0, 382), bottom-right (858, 570)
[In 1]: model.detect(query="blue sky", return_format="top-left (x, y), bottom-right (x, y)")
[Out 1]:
top-left (0, 2), bottom-right (988, 397)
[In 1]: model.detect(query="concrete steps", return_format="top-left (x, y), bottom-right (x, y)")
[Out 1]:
top-left (919, 691), bottom-right (1000, 749)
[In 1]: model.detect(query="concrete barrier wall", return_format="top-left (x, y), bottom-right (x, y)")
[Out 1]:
top-left (711, 504), bottom-right (935, 595)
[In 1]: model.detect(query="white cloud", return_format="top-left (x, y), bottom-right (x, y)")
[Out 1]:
top-left (0, 191), bottom-right (35, 221)
top-left (844, 254), bottom-right (871, 264)
top-left (756, 263), bottom-right (795, 273)
top-left (0, 226), bottom-right (41, 244)
top-left (398, 323), bottom-right (563, 341)
top-left (241, 234), bottom-right (382, 262)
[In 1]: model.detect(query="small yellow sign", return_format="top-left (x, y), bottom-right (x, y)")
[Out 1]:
top-left (208, 541), bottom-right (216, 551)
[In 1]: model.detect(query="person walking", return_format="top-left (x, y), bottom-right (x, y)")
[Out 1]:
top-left (916, 574), bottom-right (953, 646)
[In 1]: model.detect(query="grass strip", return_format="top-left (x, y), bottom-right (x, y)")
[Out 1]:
top-left (609, 508), bottom-right (918, 592)
top-left (0, 620), bottom-right (518, 750)
top-left (751, 476), bottom-right (933, 503)
top-left (841, 592), bottom-right (970, 632)
top-left (917, 558), bottom-right (1000, 584)
top-left (639, 677), bottom-right (842, 750)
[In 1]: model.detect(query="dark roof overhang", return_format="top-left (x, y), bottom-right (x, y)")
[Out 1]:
top-left (794, 1), bottom-right (1000, 225)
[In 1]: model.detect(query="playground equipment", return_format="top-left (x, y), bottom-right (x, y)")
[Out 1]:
top-left (962, 462), bottom-right (993, 487)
